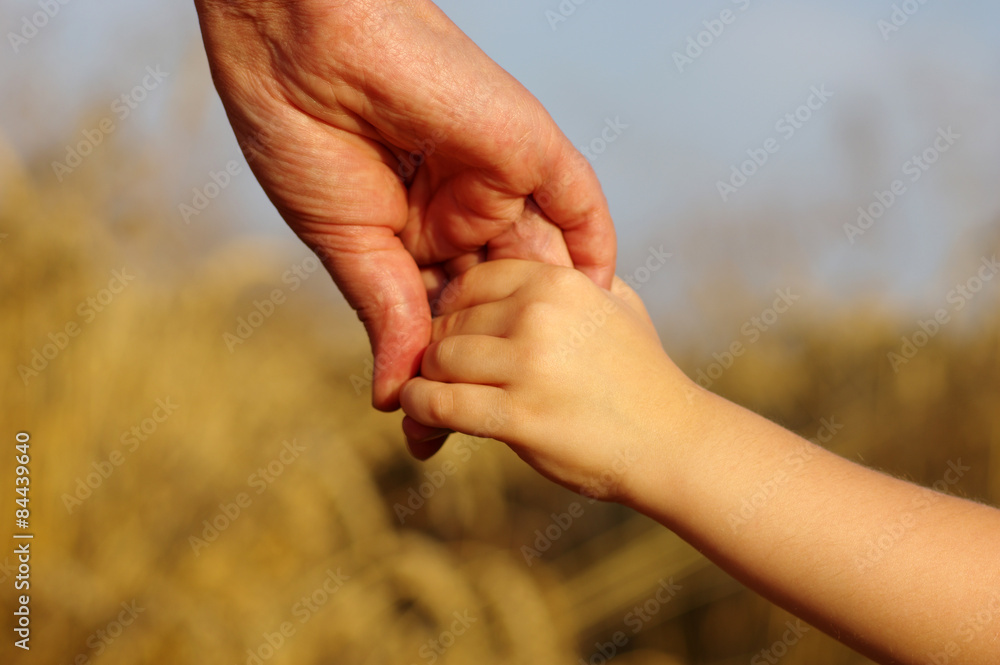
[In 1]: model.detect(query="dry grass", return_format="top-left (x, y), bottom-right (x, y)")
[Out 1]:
top-left (2, 131), bottom-right (998, 665)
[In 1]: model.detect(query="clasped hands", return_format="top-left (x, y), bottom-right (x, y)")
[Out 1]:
top-left (194, 0), bottom-right (620, 458)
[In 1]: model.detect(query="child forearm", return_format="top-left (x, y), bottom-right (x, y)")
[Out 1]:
top-left (398, 261), bottom-right (1000, 663)
top-left (623, 388), bottom-right (1000, 664)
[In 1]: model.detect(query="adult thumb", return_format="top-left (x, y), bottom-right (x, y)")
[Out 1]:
top-left (301, 226), bottom-right (432, 412)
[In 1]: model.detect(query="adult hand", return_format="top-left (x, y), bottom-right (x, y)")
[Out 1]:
top-left (194, 0), bottom-right (617, 410)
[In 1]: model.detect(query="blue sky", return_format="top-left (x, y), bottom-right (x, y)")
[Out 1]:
top-left (4, 0), bottom-right (1000, 334)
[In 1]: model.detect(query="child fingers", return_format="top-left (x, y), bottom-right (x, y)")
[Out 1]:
top-left (443, 249), bottom-right (487, 280)
top-left (406, 433), bottom-right (450, 461)
top-left (421, 335), bottom-right (513, 384)
top-left (402, 416), bottom-right (453, 443)
top-left (401, 416), bottom-right (453, 461)
top-left (434, 259), bottom-right (545, 316)
top-left (400, 378), bottom-right (510, 438)
top-left (421, 264), bottom-right (449, 306)
top-left (431, 301), bottom-right (511, 342)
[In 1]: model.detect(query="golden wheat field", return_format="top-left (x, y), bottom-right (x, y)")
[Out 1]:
top-left (2, 122), bottom-right (999, 665)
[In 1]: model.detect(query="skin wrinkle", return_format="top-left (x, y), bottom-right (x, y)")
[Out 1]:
top-left (336, 9), bottom-right (468, 149)
top-left (264, 14), bottom-right (529, 218)
top-left (485, 94), bottom-right (547, 178)
top-left (448, 178), bottom-right (522, 233)
top-left (347, 4), bottom-right (535, 169)
top-left (237, 5), bottom-right (395, 150)
top-left (198, 12), bottom-right (381, 193)
top-left (401, 174), bottom-right (516, 265)
top-left (299, 225), bottom-right (403, 255)
top-left (269, 154), bottom-right (400, 229)
top-left (270, 45), bottom-right (357, 132)
top-left (197, 9), bottom-right (288, 129)
top-left (214, 3), bottom-right (592, 253)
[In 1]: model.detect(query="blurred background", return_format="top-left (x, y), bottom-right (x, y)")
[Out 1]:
top-left (3, 1), bottom-right (999, 663)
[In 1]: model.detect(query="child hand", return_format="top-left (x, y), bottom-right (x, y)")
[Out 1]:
top-left (399, 260), bottom-right (696, 501)
top-left (407, 265), bottom-right (1000, 665)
